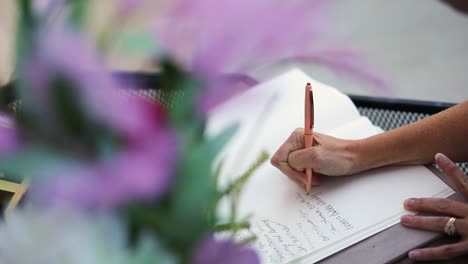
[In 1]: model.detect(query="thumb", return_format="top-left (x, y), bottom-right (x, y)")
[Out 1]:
top-left (288, 147), bottom-right (317, 171)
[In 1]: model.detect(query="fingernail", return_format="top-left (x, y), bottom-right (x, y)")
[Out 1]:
top-left (404, 198), bottom-right (415, 209)
top-left (435, 153), bottom-right (449, 166)
top-left (408, 250), bottom-right (421, 259)
top-left (401, 215), bottom-right (414, 224)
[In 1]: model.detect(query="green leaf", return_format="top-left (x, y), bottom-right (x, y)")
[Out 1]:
top-left (145, 125), bottom-right (237, 252)
top-left (51, 77), bottom-right (88, 137)
top-left (125, 203), bottom-right (189, 259)
top-left (239, 233), bottom-right (257, 246)
top-left (219, 151), bottom-right (269, 238)
top-left (214, 220), bottom-right (250, 232)
top-left (66, 0), bottom-right (87, 28)
top-left (117, 31), bottom-right (158, 55)
top-left (35, 75), bottom-right (119, 158)
top-left (15, 0), bottom-right (36, 99)
top-left (132, 234), bottom-right (179, 264)
top-left (18, 0), bottom-right (34, 29)
top-left (0, 147), bottom-right (73, 179)
top-left (162, 143), bottom-right (217, 247)
top-left (223, 151), bottom-right (269, 197)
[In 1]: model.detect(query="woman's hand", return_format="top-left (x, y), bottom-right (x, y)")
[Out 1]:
top-left (270, 128), bottom-right (360, 187)
top-left (401, 153), bottom-right (468, 261)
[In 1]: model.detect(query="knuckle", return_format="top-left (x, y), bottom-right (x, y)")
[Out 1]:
top-left (308, 149), bottom-right (318, 161)
top-left (446, 163), bottom-right (462, 176)
top-left (425, 249), bottom-right (443, 260)
top-left (410, 216), bottom-right (423, 226)
top-left (433, 200), bottom-right (452, 213)
top-left (288, 152), bottom-right (301, 169)
top-left (293, 128), bottom-right (303, 135)
top-left (292, 150), bottom-right (313, 170)
top-left (437, 217), bottom-right (447, 228)
top-left (412, 216), bottom-right (428, 227)
top-left (270, 155), bottom-right (280, 167)
top-left (412, 198), bottom-right (424, 209)
top-left (441, 245), bottom-right (458, 259)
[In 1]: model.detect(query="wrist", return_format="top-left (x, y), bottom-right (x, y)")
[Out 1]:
top-left (347, 135), bottom-right (400, 174)
top-left (344, 139), bottom-right (370, 175)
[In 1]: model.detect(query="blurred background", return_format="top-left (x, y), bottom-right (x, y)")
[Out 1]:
top-left (1, 0), bottom-right (467, 103)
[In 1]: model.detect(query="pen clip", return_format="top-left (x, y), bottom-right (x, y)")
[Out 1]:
top-left (309, 88), bottom-right (314, 129)
top-left (305, 83), bottom-right (314, 132)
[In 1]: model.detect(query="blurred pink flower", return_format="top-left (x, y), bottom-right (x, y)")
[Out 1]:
top-left (20, 28), bottom-right (178, 208)
top-left (156, 0), bottom-right (328, 115)
top-left (35, 128), bottom-right (177, 209)
top-left (196, 74), bottom-right (259, 115)
top-left (157, 0), bottom-right (327, 76)
top-left (33, 0), bottom-right (63, 15)
top-left (156, 0), bottom-right (389, 114)
top-left (24, 28), bottom-right (160, 144)
top-left (0, 114), bottom-right (20, 155)
top-left (192, 236), bottom-right (259, 264)
top-left (281, 49), bottom-right (392, 95)
top-left (118, 0), bottom-right (146, 15)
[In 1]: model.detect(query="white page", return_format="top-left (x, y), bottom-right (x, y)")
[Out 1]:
top-left (267, 70), bottom-right (361, 134)
top-left (327, 116), bottom-right (379, 139)
top-left (206, 75), bottom-right (282, 186)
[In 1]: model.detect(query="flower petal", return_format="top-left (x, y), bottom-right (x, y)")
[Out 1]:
top-left (34, 127), bottom-right (178, 209)
top-left (192, 236), bottom-right (259, 264)
top-left (0, 113), bottom-right (20, 155)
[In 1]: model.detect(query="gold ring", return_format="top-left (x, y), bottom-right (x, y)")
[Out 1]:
top-left (444, 217), bottom-right (457, 236)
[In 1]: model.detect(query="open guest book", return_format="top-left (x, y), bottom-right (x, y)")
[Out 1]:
top-left (207, 69), bottom-right (454, 263)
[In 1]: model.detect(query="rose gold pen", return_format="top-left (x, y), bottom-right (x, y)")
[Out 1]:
top-left (304, 83), bottom-right (319, 193)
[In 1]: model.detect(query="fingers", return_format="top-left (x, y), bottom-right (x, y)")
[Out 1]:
top-left (271, 128), bottom-right (307, 185)
top-left (288, 148), bottom-right (316, 171)
top-left (436, 153), bottom-right (468, 198)
top-left (279, 160), bottom-right (307, 185)
top-left (402, 158), bottom-right (468, 263)
top-left (404, 198), bottom-right (468, 218)
top-left (401, 215), bottom-right (448, 233)
top-left (270, 129), bottom-right (304, 168)
top-left (287, 133), bottom-right (329, 171)
top-left (401, 215), bottom-right (468, 235)
top-left (408, 241), bottom-right (468, 261)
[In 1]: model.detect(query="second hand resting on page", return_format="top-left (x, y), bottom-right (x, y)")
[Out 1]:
top-left (270, 101), bottom-right (468, 261)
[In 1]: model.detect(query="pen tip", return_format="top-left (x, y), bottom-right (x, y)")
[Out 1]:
top-left (307, 82), bottom-right (311, 85)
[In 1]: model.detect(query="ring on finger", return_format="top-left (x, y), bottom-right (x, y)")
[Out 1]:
top-left (444, 217), bottom-right (457, 236)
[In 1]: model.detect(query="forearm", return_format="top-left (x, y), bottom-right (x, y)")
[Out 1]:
top-left (350, 101), bottom-right (468, 172)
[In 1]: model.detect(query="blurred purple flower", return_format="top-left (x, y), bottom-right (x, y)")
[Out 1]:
top-left (20, 28), bottom-right (179, 208)
top-left (34, 128), bottom-right (177, 209)
top-left (282, 49), bottom-right (392, 95)
top-left (118, 0), bottom-right (146, 16)
top-left (0, 114), bottom-right (21, 155)
top-left (156, 0), bottom-right (327, 115)
top-left (156, 0), bottom-right (390, 114)
top-left (192, 236), bottom-right (259, 264)
top-left (196, 74), bottom-right (259, 115)
top-left (157, 0), bottom-right (327, 76)
top-left (33, 0), bottom-right (63, 15)
top-left (24, 28), bottom-right (159, 143)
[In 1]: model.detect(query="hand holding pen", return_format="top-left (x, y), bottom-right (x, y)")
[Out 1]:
top-left (271, 83), bottom-right (325, 192)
